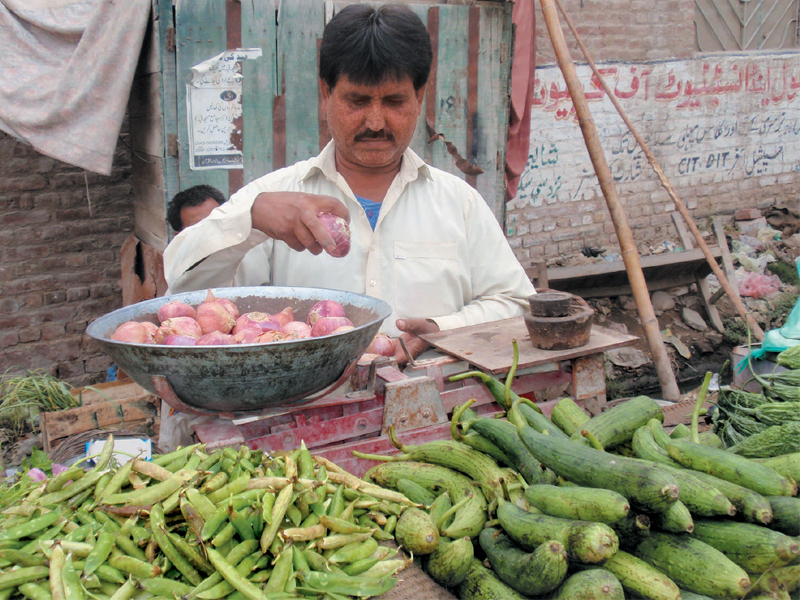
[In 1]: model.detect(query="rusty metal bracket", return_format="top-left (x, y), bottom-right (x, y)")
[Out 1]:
top-left (381, 376), bottom-right (448, 435)
top-left (165, 26), bottom-right (176, 52)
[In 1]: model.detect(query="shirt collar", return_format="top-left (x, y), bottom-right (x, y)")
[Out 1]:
top-left (301, 140), bottom-right (433, 184)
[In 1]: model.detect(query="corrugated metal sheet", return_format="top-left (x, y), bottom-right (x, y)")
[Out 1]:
top-left (695, 0), bottom-right (798, 51)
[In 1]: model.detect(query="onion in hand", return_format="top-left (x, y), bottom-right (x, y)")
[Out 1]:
top-left (318, 212), bottom-right (351, 258)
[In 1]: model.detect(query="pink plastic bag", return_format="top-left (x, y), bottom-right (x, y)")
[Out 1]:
top-left (738, 272), bottom-right (782, 299)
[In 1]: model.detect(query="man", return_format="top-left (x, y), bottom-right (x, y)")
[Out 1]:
top-left (167, 184), bottom-right (227, 232)
top-left (167, 184), bottom-right (269, 287)
top-left (164, 3), bottom-right (535, 365)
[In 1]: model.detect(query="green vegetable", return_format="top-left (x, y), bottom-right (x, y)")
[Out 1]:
top-left (555, 569), bottom-right (624, 600)
top-left (550, 398), bottom-right (591, 436)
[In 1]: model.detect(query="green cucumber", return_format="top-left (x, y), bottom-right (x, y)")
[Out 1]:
top-left (479, 528), bottom-right (567, 596)
top-left (424, 537), bottom-right (473, 588)
top-left (520, 403), bottom-right (569, 439)
top-left (516, 425), bottom-right (680, 513)
top-left (669, 423), bottom-right (691, 439)
top-left (555, 569), bottom-right (624, 600)
top-left (767, 496), bottom-right (800, 536)
top-left (496, 501), bottom-right (618, 564)
top-left (632, 426), bottom-right (683, 468)
top-left (753, 453), bottom-right (800, 483)
top-left (365, 462), bottom-right (487, 539)
top-left (457, 559), bottom-right (528, 600)
top-left (666, 439), bottom-right (797, 497)
top-left (691, 519), bottom-right (800, 571)
top-left (656, 464), bottom-right (736, 517)
top-left (523, 484), bottom-right (630, 524)
top-left (689, 470), bottom-right (773, 524)
top-left (572, 396), bottom-right (664, 449)
top-left (395, 479), bottom-right (436, 507)
top-left (394, 508), bottom-right (438, 556)
top-left (634, 531), bottom-right (751, 598)
top-left (653, 499), bottom-right (694, 533)
top-left (610, 512), bottom-right (650, 551)
top-left (466, 418), bottom-right (546, 485)
top-left (771, 564), bottom-right (800, 593)
top-left (550, 398), bottom-right (591, 436)
top-left (595, 550), bottom-right (681, 600)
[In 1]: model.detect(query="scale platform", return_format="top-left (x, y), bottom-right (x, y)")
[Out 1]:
top-left (191, 320), bottom-right (638, 476)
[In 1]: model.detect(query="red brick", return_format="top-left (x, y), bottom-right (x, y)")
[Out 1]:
top-left (735, 208), bottom-right (762, 221)
top-left (18, 328), bottom-right (41, 343)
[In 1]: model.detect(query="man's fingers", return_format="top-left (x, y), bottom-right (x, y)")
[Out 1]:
top-left (315, 195), bottom-right (351, 222)
top-left (293, 222), bottom-right (324, 255)
top-left (301, 211), bottom-right (338, 254)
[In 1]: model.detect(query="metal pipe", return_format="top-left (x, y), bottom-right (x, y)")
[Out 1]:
top-left (539, 0), bottom-right (681, 400)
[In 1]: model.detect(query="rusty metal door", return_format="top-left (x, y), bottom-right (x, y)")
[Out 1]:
top-left (168, 0), bottom-right (513, 227)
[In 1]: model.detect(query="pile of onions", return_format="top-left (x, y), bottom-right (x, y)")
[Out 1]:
top-left (109, 291), bottom-right (356, 347)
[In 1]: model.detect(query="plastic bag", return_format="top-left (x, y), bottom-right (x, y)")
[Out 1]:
top-left (738, 272), bottom-right (782, 299)
top-left (748, 262), bottom-right (800, 361)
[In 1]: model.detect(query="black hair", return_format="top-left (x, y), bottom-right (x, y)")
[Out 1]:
top-left (167, 184), bottom-right (227, 232)
top-left (319, 4), bottom-right (432, 92)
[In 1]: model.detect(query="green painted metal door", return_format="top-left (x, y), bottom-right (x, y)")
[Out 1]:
top-left (170, 0), bottom-right (512, 229)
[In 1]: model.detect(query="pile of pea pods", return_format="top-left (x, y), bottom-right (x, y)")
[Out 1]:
top-left (0, 436), bottom-right (417, 600)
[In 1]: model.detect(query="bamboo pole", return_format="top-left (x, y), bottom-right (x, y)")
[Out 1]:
top-left (539, 0), bottom-right (680, 401)
top-left (552, 0), bottom-right (765, 342)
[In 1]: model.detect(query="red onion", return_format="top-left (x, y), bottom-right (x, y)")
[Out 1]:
top-left (306, 300), bottom-right (346, 326)
top-left (196, 332), bottom-right (236, 345)
top-left (162, 334), bottom-right (198, 346)
top-left (141, 321), bottom-right (159, 343)
top-left (331, 325), bottom-right (355, 334)
top-left (158, 301), bottom-right (196, 322)
top-left (27, 468), bottom-right (47, 482)
top-left (196, 290), bottom-right (236, 334)
top-left (111, 321), bottom-right (154, 344)
top-left (233, 323), bottom-right (263, 344)
top-left (233, 312), bottom-right (280, 335)
top-left (282, 321), bottom-right (312, 339)
top-left (51, 464), bottom-right (68, 476)
top-left (271, 307), bottom-right (295, 328)
top-left (366, 333), bottom-right (397, 357)
top-left (319, 212), bottom-right (351, 258)
top-left (155, 317), bottom-right (202, 343)
top-left (311, 316), bottom-right (354, 337)
top-left (217, 298), bottom-right (240, 320)
top-left (256, 331), bottom-right (286, 344)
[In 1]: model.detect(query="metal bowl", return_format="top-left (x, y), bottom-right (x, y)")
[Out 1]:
top-left (86, 287), bottom-right (391, 414)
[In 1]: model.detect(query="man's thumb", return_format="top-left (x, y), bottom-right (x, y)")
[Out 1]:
top-left (395, 319), bottom-right (407, 331)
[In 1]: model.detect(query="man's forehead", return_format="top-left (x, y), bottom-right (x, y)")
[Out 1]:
top-left (334, 73), bottom-right (415, 92)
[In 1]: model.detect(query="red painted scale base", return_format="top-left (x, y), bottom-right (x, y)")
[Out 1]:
top-left (188, 351), bottom-right (606, 477)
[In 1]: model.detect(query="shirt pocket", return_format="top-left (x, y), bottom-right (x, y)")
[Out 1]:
top-left (392, 241), bottom-right (462, 319)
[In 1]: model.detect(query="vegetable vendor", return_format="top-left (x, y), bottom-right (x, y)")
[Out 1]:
top-left (164, 3), bottom-right (534, 367)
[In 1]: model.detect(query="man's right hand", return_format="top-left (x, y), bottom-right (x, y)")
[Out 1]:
top-left (250, 192), bottom-right (350, 256)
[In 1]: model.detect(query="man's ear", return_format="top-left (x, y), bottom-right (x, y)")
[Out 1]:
top-left (415, 84), bottom-right (426, 111)
top-left (319, 79), bottom-right (332, 108)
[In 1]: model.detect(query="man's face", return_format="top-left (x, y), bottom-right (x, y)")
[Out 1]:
top-left (321, 74), bottom-right (425, 170)
top-left (180, 198), bottom-right (220, 230)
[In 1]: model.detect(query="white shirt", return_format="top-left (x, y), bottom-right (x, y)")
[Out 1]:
top-left (164, 142), bottom-right (535, 336)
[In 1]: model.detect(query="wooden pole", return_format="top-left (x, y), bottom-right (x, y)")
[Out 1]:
top-left (539, 0), bottom-right (680, 401)
top-left (552, 0), bottom-right (765, 342)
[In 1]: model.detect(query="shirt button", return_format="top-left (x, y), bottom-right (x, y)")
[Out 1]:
top-left (369, 279), bottom-right (376, 287)
top-left (236, 233), bottom-right (243, 240)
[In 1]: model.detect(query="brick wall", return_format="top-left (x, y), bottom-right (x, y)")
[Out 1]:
top-left (510, 28), bottom-right (800, 263)
top-left (533, 0), bottom-right (696, 65)
top-left (0, 129), bottom-right (135, 386)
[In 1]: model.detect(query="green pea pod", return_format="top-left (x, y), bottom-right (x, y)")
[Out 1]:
top-left (46, 467), bottom-right (85, 494)
top-left (107, 578), bottom-right (136, 600)
top-left (162, 487), bottom-right (183, 514)
top-left (248, 570), bottom-right (272, 583)
top-left (200, 472), bottom-right (228, 495)
top-left (292, 545), bottom-right (310, 573)
top-left (18, 583), bottom-right (53, 600)
top-left (329, 537), bottom-right (379, 565)
top-left (286, 503), bottom-right (303, 527)
top-left (150, 503), bottom-right (202, 585)
top-left (185, 488), bottom-right (217, 521)
top-left (82, 524), bottom-right (115, 577)
top-left (49, 545), bottom-right (66, 600)
top-left (196, 553), bottom-right (259, 600)
top-left (206, 472), bottom-right (251, 505)
top-left (93, 565), bottom-right (125, 585)
top-left (302, 549), bottom-right (330, 573)
top-left (0, 550), bottom-right (46, 567)
top-left (92, 434), bottom-right (115, 472)
top-left (246, 505), bottom-right (263, 538)
top-left (61, 555), bottom-right (84, 600)
top-left (0, 565), bottom-right (49, 592)
top-left (102, 470), bottom-right (197, 506)
top-left (261, 492), bottom-right (276, 525)
top-left (223, 447), bottom-right (238, 462)
top-left (64, 524), bottom-right (96, 543)
top-left (212, 524), bottom-right (236, 548)
top-left (298, 441), bottom-right (315, 480)
top-left (153, 443), bottom-right (200, 466)
top-left (179, 497), bottom-right (205, 539)
top-left (91, 513), bottom-right (119, 534)
top-left (92, 473), bottom-right (113, 501)
top-left (197, 452), bottom-right (221, 473)
top-left (342, 557), bottom-right (380, 576)
top-left (264, 547), bottom-right (294, 594)
top-left (108, 551), bottom-right (160, 580)
top-left (74, 509), bottom-right (98, 528)
top-left (167, 531), bottom-right (213, 574)
top-left (0, 509), bottom-right (61, 541)
top-left (299, 569), bottom-right (396, 597)
top-left (205, 548), bottom-right (267, 600)
top-left (184, 452), bottom-right (203, 471)
top-left (260, 485), bottom-right (293, 553)
top-left (138, 578), bottom-right (192, 598)
top-left (319, 515), bottom-right (372, 535)
top-left (384, 515), bottom-right (397, 535)
top-left (328, 485), bottom-right (344, 518)
top-left (223, 489), bottom-right (266, 511)
top-left (20, 521), bottom-right (67, 554)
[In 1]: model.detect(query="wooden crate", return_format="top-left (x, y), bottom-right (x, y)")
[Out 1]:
top-left (42, 380), bottom-right (161, 453)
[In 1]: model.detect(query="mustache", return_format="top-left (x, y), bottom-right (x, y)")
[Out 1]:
top-left (354, 130), bottom-right (394, 142)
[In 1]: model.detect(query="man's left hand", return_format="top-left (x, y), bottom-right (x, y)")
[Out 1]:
top-left (395, 318), bottom-right (440, 367)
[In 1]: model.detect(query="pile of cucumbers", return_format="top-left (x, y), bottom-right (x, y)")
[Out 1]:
top-left (357, 373), bottom-right (800, 600)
